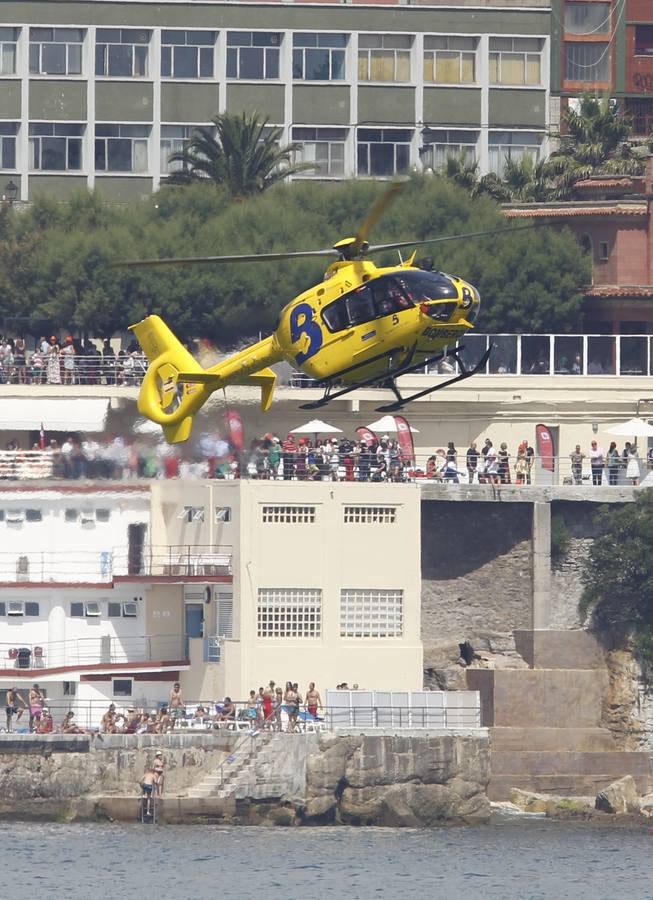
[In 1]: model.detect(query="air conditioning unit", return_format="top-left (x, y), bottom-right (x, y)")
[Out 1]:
top-left (6, 511), bottom-right (24, 524)
top-left (7, 601), bottom-right (23, 616)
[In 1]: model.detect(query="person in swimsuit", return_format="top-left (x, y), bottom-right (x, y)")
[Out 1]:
top-left (29, 684), bottom-right (44, 732)
top-left (5, 687), bottom-right (26, 732)
top-left (153, 750), bottom-right (165, 796)
top-left (168, 682), bottom-right (185, 729)
top-left (284, 684), bottom-right (299, 733)
top-left (262, 682), bottom-right (275, 728)
top-left (272, 688), bottom-right (283, 731)
top-left (141, 768), bottom-right (157, 816)
top-left (305, 682), bottom-right (323, 719)
top-left (246, 690), bottom-right (258, 730)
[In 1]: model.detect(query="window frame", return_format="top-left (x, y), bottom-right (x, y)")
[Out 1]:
top-left (0, 123), bottom-right (18, 169)
top-left (0, 27), bottom-right (19, 76)
top-left (95, 123), bottom-right (150, 173)
top-left (489, 37), bottom-right (543, 87)
top-left (340, 588), bottom-right (403, 638)
top-left (564, 40), bottom-right (611, 83)
top-left (112, 677), bottom-right (133, 698)
top-left (564, 2), bottom-right (611, 37)
top-left (28, 122), bottom-right (83, 172)
top-left (161, 29), bottom-right (216, 79)
top-left (226, 31), bottom-right (282, 81)
top-left (357, 127), bottom-right (413, 177)
top-left (292, 126), bottom-right (347, 178)
top-left (29, 27), bottom-right (84, 77)
top-left (420, 128), bottom-right (478, 172)
top-left (488, 131), bottom-right (542, 178)
top-left (292, 32), bottom-right (347, 81)
top-left (257, 588), bottom-right (322, 638)
top-left (358, 33), bottom-right (412, 83)
top-left (423, 35), bottom-right (477, 85)
top-left (95, 28), bottom-right (151, 79)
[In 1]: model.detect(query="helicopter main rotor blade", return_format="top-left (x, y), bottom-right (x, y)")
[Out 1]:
top-left (116, 248), bottom-right (339, 268)
top-left (368, 222), bottom-right (548, 255)
top-left (353, 181), bottom-right (404, 254)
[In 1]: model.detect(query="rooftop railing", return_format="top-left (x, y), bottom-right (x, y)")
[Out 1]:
top-left (0, 544), bottom-right (232, 583)
top-left (0, 634), bottom-right (187, 671)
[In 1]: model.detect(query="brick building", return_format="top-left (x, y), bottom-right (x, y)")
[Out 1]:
top-left (504, 157), bottom-right (653, 333)
top-left (552, 0), bottom-right (653, 136)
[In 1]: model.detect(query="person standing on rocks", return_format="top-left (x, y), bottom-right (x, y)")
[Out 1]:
top-left (305, 682), bottom-right (323, 719)
top-left (5, 686), bottom-right (26, 732)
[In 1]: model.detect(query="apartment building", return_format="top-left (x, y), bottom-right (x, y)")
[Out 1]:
top-left (0, 1), bottom-right (552, 201)
top-left (552, 0), bottom-right (653, 135)
top-left (0, 477), bottom-right (423, 723)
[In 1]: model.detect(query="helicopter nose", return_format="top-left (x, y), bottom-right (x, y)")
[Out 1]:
top-left (465, 284), bottom-right (481, 323)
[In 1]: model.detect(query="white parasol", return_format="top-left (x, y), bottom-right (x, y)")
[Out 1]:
top-left (290, 418), bottom-right (343, 443)
top-left (367, 414), bottom-right (420, 434)
top-left (604, 417), bottom-right (653, 438)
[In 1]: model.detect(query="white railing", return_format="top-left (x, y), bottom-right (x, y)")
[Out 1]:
top-left (0, 355), bottom-right (148, 387)
top-left (0, 635), bottom-right (187, 671)
top-left (324, 689), bottom-right (481, 729)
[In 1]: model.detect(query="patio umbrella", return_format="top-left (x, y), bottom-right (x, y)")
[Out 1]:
top-left (367, 414), bottom-right (420, 434)
top-left (290, 418), bottom-right (343, 444)
top-left (605, 418), bottom-right (653, 438)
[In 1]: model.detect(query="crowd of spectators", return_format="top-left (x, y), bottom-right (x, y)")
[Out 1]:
top-left (0, 334), bottom-right (146, 386)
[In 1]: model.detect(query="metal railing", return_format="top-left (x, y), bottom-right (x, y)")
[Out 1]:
top-left (0, 544), bottom-right (232, 583)
top-left (0, 355), bottom-right (148, 387)
top-left (0, 635), bottom-right (187, 671)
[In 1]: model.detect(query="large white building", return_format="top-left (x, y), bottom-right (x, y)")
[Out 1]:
top-left (0, 478), bottom-right (423, 725)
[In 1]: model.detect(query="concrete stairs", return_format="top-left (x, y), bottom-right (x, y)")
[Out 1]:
top-left (186, 732), bottom-right (297, 801)
top-left (468, 630), bottom-right (653, 801)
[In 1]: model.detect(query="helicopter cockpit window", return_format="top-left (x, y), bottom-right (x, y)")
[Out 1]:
top-left (346, 285), bottom-right (375, 326)
top-left (370, 277), bottom-right (413, 317)
top-left (397, 270), bottom-right (458, 321)
top-left (322, 277), bottom-right (414, 334)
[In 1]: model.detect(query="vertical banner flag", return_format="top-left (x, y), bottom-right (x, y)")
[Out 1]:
top-left (535, 424), bottom-right (555, 471)
top-left (393, 415), bottom-right (415, 463)
top-left (223, 409), bottom-right (244, 452)
top-left (356, 426), bottom-right (377, 446)
top-left (39, 422), bottom-right (46, 450)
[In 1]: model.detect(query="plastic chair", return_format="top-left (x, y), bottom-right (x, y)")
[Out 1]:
top-left (8, 647), bottom-right (18, 659)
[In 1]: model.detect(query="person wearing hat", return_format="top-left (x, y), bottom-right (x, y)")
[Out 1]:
top-left (100, 702), bottom-right (117, 734)
top-left (153, 750), bottom-right (166, 796)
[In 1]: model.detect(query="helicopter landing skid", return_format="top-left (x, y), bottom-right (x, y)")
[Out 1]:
top-left (374, 346), bottom-right (492, 412)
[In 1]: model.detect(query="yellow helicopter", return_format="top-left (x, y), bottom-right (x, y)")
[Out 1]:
top-left (123, 184), bottom-right (529, 444)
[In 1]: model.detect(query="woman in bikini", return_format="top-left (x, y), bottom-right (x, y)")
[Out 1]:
top-left (29, 684), bottom-right (44, 732)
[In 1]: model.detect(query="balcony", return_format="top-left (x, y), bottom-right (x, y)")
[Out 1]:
top-left (0, 545), bottom-right (232, 585)
top-left (0, 634), bottom-right (188, 675)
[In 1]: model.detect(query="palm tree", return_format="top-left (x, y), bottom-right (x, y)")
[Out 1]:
top-left (167, 111), bottom-right (314, 197)
top-left (501, 156), bottom-right (551, 202)
top-left (546, 94), bottom-right (646, 199)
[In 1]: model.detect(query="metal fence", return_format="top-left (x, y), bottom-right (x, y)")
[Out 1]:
top-left (0, 634), bottom-right (187, 670)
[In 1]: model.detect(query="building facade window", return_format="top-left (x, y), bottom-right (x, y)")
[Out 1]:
top-left (95, 124), bottom-right (149, 172)
top-left (340, 589), bottom-right (403, 638)
top-left (29, 27), bottom-right (84, 76)
top-left (292, 33), bottom-right (346, 80)
top-left (160, 124), bottom-right (204, 173)
top-left (227, 32), bottom-right (281, 80)
top-left (343, 505), bottom-right (397, 524)
top-left (161, 30), bottom-right (216, 79)
top-left (358, 34), bottom-right (412, 82)
top-left (0, 123), bottom-right (18, 169)
top-left (292, 127), bottom-right (347, 177)
top-left (261, 505), bottom-right (316, 524)
top-left (564, 2), bottom-right (611, 35)
top-left (257, 588), bottom-right (321, 638)
top-left (635, 25), bottom-right (653, 56)
top-left (489, 37), bottom-right (543, 86)
top-left (95, 29), bottom-right (150, 78)
top-left (29, 123), bottom-right (83, 171)
top-left (423, 35), bottom-right (476, 84)
top-left (112, 678), bottom-right (133, 697)
top-left (421, 129), bottom-right (478, 171)
top-left (0, 27), bottom-right (19, 75)
top-left (565, 41), bottom-right (610, 82)
top-left (488, 131), bottom-right (541, 177)
top-left (357, 128), bottom-right (412, 176)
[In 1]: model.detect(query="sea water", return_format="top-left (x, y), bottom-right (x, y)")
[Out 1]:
top-left (5, 820), bottom-right (653, 900)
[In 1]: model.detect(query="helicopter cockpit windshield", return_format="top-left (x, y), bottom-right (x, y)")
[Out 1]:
top-left (395, 271), bottom-right (459, 322)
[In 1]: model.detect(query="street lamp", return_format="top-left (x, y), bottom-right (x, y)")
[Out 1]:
top-left (3, 180), bottom-right (17, 204)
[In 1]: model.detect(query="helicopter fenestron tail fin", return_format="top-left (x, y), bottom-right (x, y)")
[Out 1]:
top-left (130, 315), bottom-right (282, 443)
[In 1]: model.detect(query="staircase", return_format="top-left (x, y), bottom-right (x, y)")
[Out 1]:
top-left (186, 732), bottom-right (299, 801)
top-left (467, 630), bottom-right (653, 800)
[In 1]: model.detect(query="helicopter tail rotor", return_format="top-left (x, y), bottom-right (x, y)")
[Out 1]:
top-left (130, 315), bottom-right (213, 443)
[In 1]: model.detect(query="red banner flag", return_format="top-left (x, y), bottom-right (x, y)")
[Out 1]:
top-left (223, 409), bottom-right (244, 452)
top-left (535, 424), bottom-right (555, 471)
top-left (39, 422), bottom-right (46, 450)
top-left (393, 415), bottom-right (415, 463)
top-left (356, 426), bottom-right (377, 446)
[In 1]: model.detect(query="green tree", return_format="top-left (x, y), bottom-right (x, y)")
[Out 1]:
top-left (167, 111), bottom-right (313, 197)
top-left (546, 94), bottom-right (646, 199)
top-left (580, 491), bottom-right (653, 664)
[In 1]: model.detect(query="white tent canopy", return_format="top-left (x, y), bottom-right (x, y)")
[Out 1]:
top-left (367, 414), bottom-right (419, 434)
top-left (290, 419), bottom-right (343, 436)
top-left (0, 399), bottom-right (109, 432)
top-left (604, 417), bottom-right (653, 438)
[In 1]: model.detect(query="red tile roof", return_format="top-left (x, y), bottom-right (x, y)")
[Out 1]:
top-left (574, 178), bottom-right (636, 189)
top-left (586, 286), bottom-right (653, 298)
top-left (504, 205), bottom-right (648, 218)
